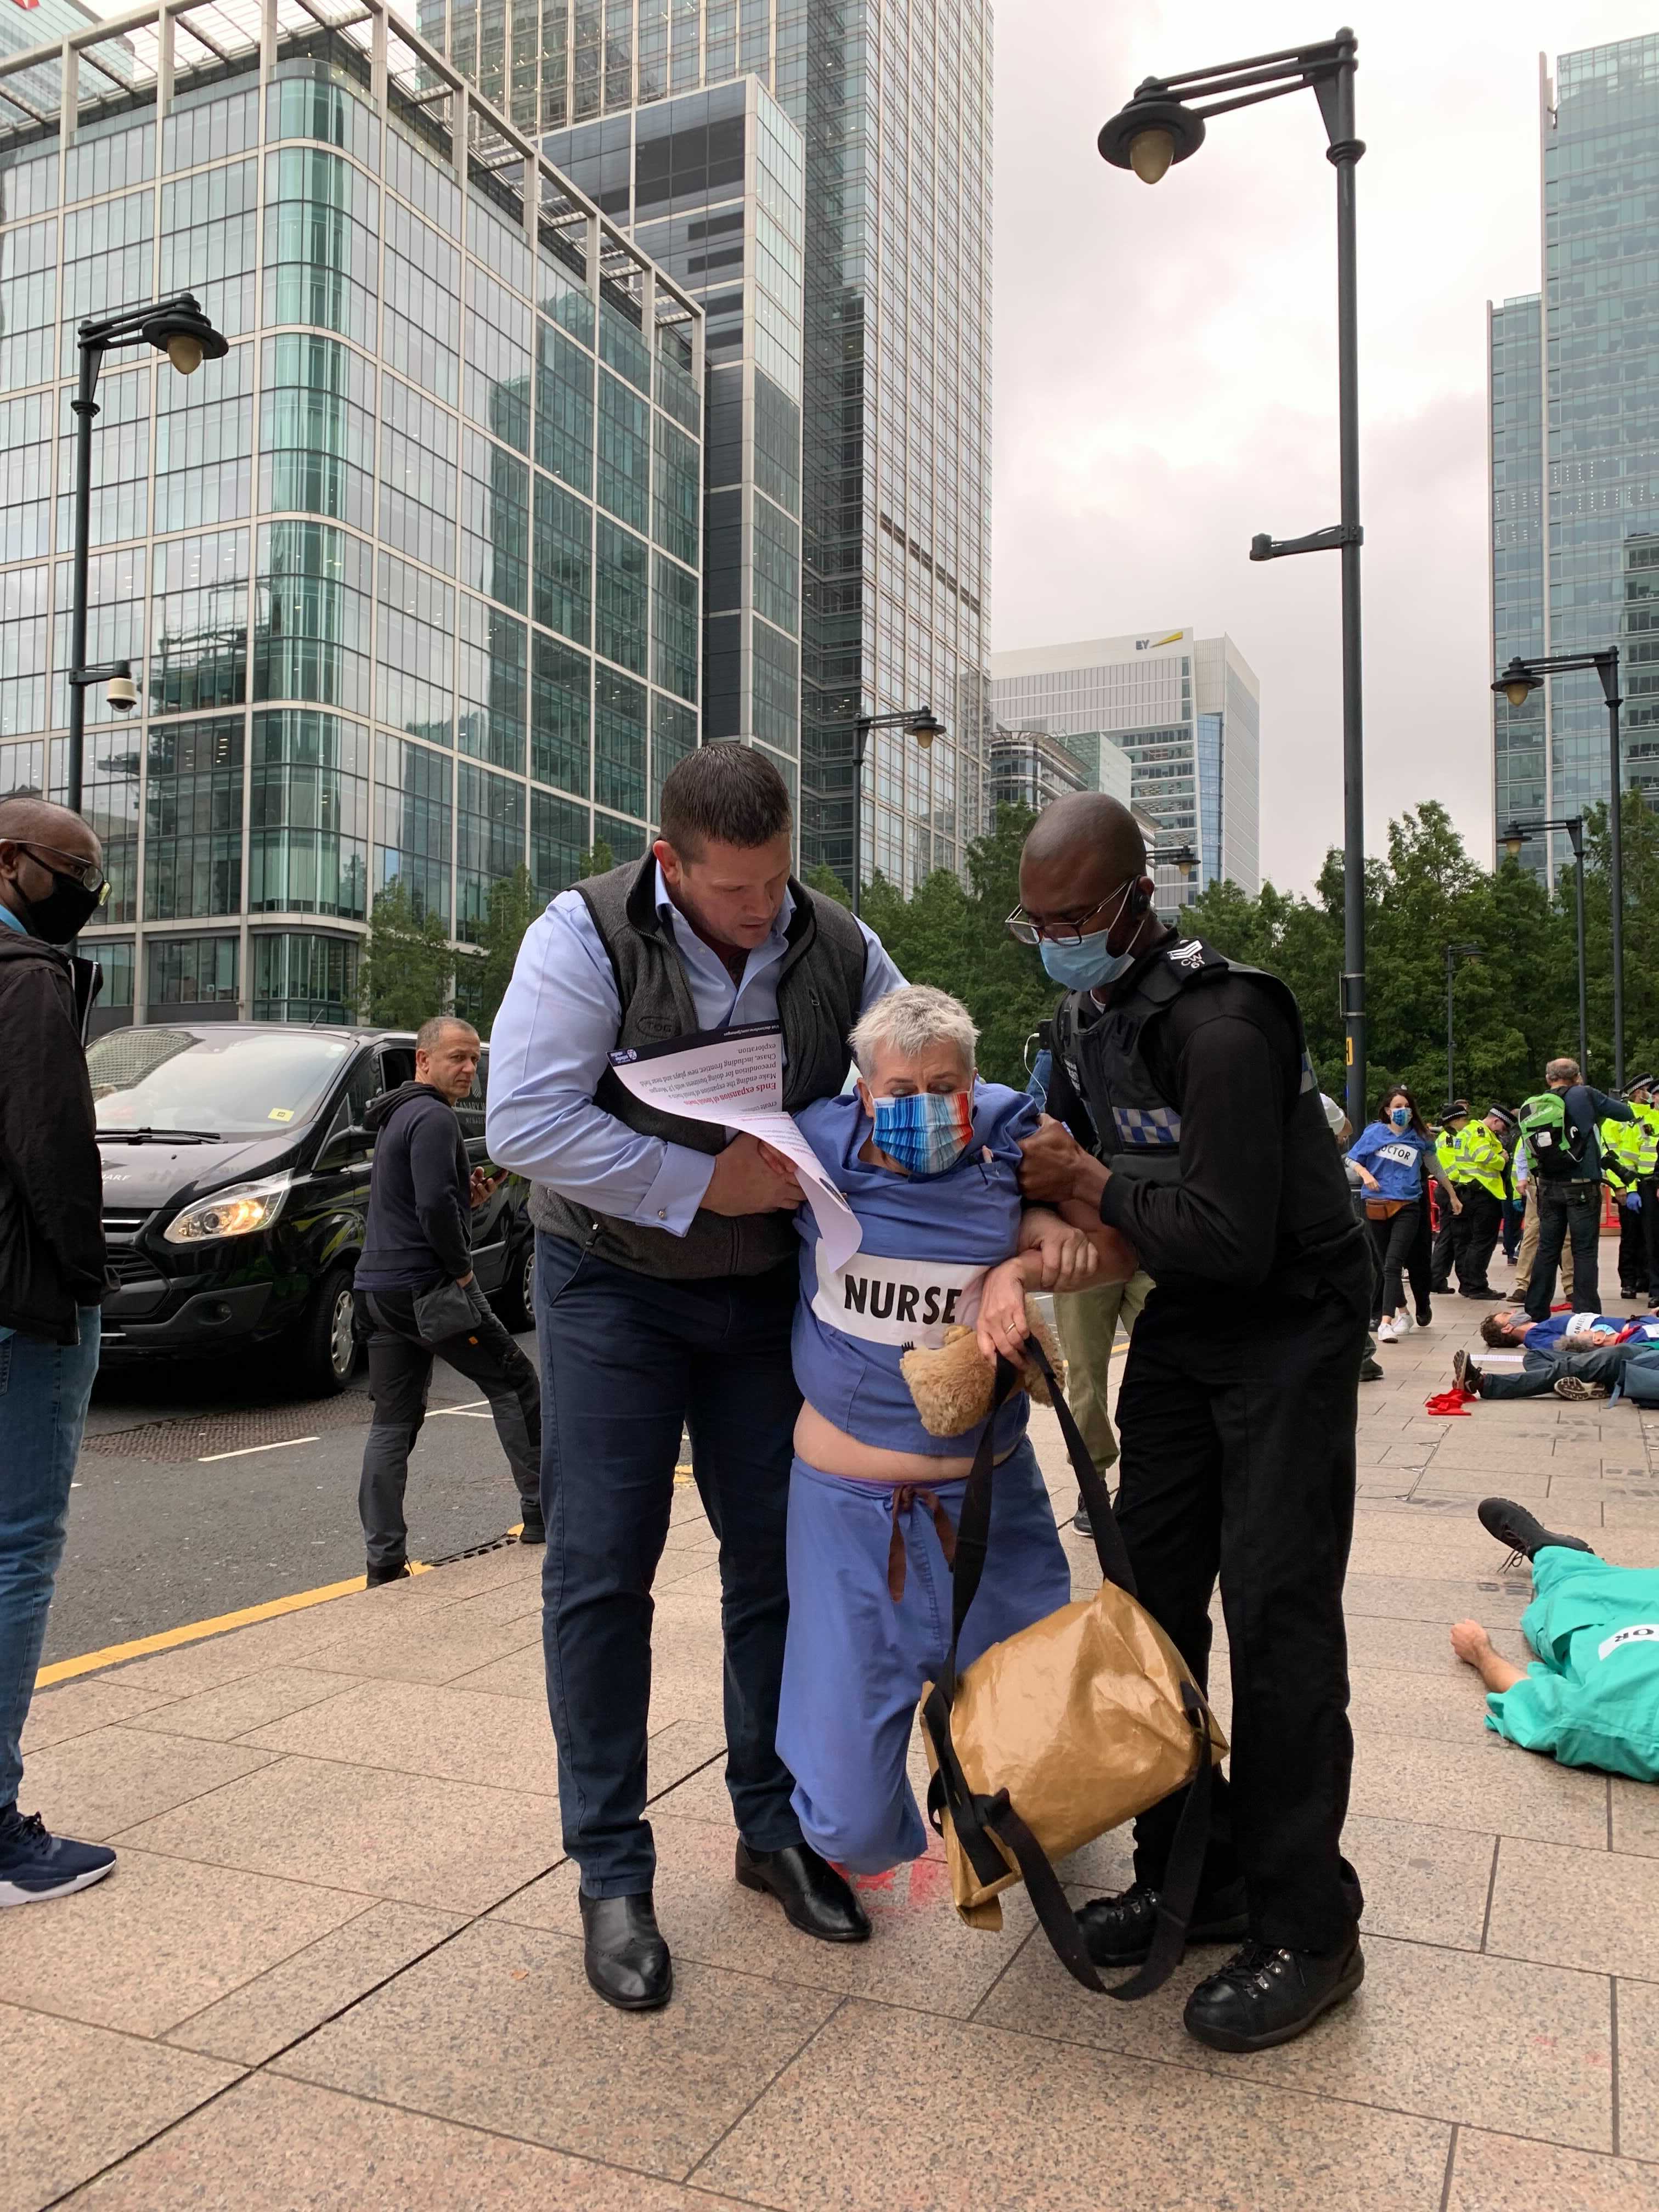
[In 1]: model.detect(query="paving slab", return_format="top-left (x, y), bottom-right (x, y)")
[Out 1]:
top-left (240, 1676), bottom-right (563, 1798)
top-left (13, 1726), bottom-right (277, 1843)
top-left (1446, 2127), bottom-right (1659, 2212)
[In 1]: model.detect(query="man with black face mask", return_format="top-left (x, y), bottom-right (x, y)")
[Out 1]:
top-left (0, 797), bottom-right (119, 1907)
top-left (1014, 793), bottom-right (1370, 2055)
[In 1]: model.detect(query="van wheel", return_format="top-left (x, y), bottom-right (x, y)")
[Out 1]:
top-left (498, 1236), bottom-right (535, 1332)
top-left (296, 1267), bottom-right (357, 1396)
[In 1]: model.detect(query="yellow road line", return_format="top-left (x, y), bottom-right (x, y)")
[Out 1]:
top-left (36, 1557), bottom-right (436, 1688)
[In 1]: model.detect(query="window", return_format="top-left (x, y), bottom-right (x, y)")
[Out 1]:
top-left (753, 620), bottom-right (798, 753)
top-left (147, 933), bottom-right (239, 1007)
top-left (150, 530), bottom-right (250, 715)
top-left (265, 74), bottom-right (380, 170)
top-left (594, 665), bottom-right (646, 817)
top-left (259, 332), bottom-right (375, 531)
top-left (651, 693), bottom-right (696, 816)
top-left (84, 731), bottom-right (143, 926)
top-left (456, 761), bottom-right (525, 940)
top-left (52, 546), bottom-right (145, 733)
top-left (375, 734), bottom-right (452, 926)
top-left (652, 411), bottom-right (699, 566)
top-left (377, 554), bottom-right (455, 743)
top-left (164, 85), bottom-right (258, 173)
top-left (753, 494), bottom-right (799, 637)
top-left (252, 932), bottom-right (360, 1024)
top-left (531, 787), bottom-right (590, 901)
top-left (535, 320), bottom-right (595, 495)
top-left (253, 521), bottom-right (373, 713)
top-left (58, 368), bottom-right (149, 550)
top-left (145, 717), bottom-right (245, 921)
top-left (595, 517), bottom-right (647, 674)
top-left (0, 568), bottom-right (47, 741)
top-left (379, 375), bottom-right (458, 573)
top-left (459, 596), bottom-right (527, 772)
top-left (0, 215), bottom-right (56, 391)
top-left (0, 394), bottom-right (51, 564)
top-left (531, 473), bottom-right (592, 643)
top-left (651, 554), bottom-right (697, 704)
top-left (160, 159), bottom-right (258, 342)
top-left (249, 709), bottom-right (369, 917)
top-left (462, 430), bottom-right (531, 613)
top-left (465, 265), bottom-right (533, 455)
top-left (156, 341), bottom-right (253, 533)
top-left (597, 370), bottom-right (651, 531)
top-left (262, 147), bottom-right (379, 352)
top-left (600, 292), bottom-right (652, 393)
top-left (531, 633), bottom-right (590, 795)
top-left (384, 199), bottom-right (461, 405)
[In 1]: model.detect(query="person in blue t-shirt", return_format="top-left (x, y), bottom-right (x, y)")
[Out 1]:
top-left (1347, 1086), bottom-right (1461, 1344)
top-left (775, 985), bottom-right (1135, 1877)
top-left (1451, 1308), bottom-right (1659, 1402)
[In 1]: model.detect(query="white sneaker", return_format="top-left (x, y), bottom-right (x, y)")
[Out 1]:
top-left (1393, 1311), bottom-right (1414, 1335)
top-left (1377, 1318), bottom-right (1398, 1344)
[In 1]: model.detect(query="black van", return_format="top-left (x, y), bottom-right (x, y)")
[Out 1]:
top-left (88, 1023), bottom-right (534, 1396)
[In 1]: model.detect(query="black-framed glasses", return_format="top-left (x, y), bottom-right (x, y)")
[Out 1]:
top-left (18, 843), bottom-right (110, 904)
top-left (1005, 884), bottom-right (1127, 948)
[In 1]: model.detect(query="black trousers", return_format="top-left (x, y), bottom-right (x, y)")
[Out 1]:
top-left (1456, 1184), bottom-right (1503, 1294)
top-left (1523, 1182), bottom-right (1605, 1321)
top-left (1365, 1202), bottom-right (1419, 1321)
top-left (534, 1234), bottom-right (804, 1895)
top-left (1114, 1243), bottom-right (1370, 1955)
top-left (1430, 1184), bottom-right (1458, 1290)
top-left (1405, 1203), bottom-right (1435, 1315)
top-left (357, 1283), bottom-right (541, 1571)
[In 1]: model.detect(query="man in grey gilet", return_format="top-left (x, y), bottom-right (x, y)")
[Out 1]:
top-left (487, 743), bottom-right (903, 2011)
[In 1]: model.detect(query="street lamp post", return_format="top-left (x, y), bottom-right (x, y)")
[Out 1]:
top-left (1493, 651), bottom-right (1624, 1087)
top-left (847, 706), bottom-right (946, 918)
top-left (66, 294), bottom-right (228, 814)
top-left (1098, 29), bottom-right (1368, 1130)
top-left (1501, 815), bottom-right (1588, 1077)
top-left (1444, 941), bottom-right (1481, 1107)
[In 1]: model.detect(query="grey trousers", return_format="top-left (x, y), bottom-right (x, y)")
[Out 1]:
top-left (357, 1283), bottom-right (541, 1569)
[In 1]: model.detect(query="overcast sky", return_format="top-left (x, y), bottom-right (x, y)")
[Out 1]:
top-left (992, 1), bottom-right (1657, 894)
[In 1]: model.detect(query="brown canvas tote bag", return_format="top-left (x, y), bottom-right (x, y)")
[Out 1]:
top-left (920, 1340), bottom-right (1227, 1997)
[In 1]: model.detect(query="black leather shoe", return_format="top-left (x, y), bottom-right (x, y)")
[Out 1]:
top-left (1359, 1358), bottom-right (1385, 1382)
top-left (1076, 1878), bottom-right (1249, 1968)
top-left (1184, 1938), bottom-right (1364, 2051)
top-left (365, 1559), bottom-right (410, 1587)
top-left (735, 1839), bottom-right (871, 1943)
top-left (518, 1503), bottom-right (545, 1545)
top-left (579, 1892), bottom-right (672, 2011)
top-left (1477, 1497), bottom-right (1592, 1561)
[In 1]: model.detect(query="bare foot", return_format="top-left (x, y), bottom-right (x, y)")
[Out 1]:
top-left (1450, 1619), bottom-right (1492, 1668)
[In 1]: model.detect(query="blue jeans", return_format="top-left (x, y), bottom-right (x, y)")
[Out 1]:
top-left (0, 1310), bottom-right (100, 1809)
top-left (777, 1440), bottom-right (1073, 1874)
top-left (535, 1235), bottom-right (804, 1896)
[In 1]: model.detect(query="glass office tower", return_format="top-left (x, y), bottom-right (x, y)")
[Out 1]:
top-left (989, 629), bottom-right (1261, 908)
top-left (424, 0), bottom-right (994, 894)
top-left (1489, 37), bottom-right (1659, 880)
top-left (0, 0), bottom-right (701, 1029)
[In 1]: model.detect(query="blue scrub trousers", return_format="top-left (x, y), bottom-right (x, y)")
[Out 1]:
top-left (776, 1436), bottom-right (1073, 1875)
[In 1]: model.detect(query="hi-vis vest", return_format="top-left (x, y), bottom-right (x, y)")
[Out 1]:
top-left (1048, 936), bottom-right (1358, 1263)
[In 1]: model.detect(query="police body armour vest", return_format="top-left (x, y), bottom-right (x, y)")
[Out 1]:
top-left (1052, 936), bottom-right (1356, 1260)
top-left (529, 854), bottom-right (868, 1279)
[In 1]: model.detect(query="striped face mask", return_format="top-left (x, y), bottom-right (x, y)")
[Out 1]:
top-left (869, 1089), bottom-right (976, 1178)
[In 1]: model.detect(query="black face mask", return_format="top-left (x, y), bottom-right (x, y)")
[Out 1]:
top-left (13, 861), bottom-right (104, 945)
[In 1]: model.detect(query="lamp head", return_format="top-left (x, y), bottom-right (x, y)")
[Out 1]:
top-left (141, 295), bottom-right (229, 378)
top-left (1500, 823), bottom-right (1526, 862)
top-left (907, 706), bottom-right (944, 750)
top-left (1097, 92), bottom-right (1205, 184)
top-left (1493, 657), bottom-right (1542, 710)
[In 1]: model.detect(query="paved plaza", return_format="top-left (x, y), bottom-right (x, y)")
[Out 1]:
top-left (4, 1268), bottom-right (1658, 2211)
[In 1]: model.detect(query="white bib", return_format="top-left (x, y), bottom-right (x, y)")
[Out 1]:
top-left (1598, 1624), bottom-right (1659, 1661)
top-left (811, 1244), bottom-right (987, 1349)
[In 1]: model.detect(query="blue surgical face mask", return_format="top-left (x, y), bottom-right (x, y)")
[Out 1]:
top-left (867, 1088), bottom-right (975, 1178)
top-left (1037, 881), bottom-right (1138, 992)
top-left (1389, 1107), bottom-right (1411, 1130)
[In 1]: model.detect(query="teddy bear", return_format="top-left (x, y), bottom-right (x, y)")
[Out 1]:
top-left (899, 1298), bottom-right (1066, 1438)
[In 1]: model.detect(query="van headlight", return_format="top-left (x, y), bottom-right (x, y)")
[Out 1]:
top-left (163, 1174), bottom-right (292, 1245)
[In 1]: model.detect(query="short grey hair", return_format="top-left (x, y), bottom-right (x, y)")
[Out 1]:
top-left (849, 985), bottom-right (978, 1081)
top-left (416, 1015), bottom-right (478, 1055)
top-left (1546, 1056), bottom-right (1581, 1086)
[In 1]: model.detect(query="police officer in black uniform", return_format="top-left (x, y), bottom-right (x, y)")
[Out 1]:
top-left (1013, 793), bottom-right (1369, 2054)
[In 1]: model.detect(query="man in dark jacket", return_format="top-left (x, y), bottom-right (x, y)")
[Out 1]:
top-left (355, 1015), bottom-right (542, 1584)
top-left (0, 798), bottom-right (118, 1906)
top-left (1521, 1056), bottom-right (1633, 1322)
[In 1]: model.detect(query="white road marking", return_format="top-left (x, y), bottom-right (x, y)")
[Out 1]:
top-left (199, 1435), bottom-right (321, 1463)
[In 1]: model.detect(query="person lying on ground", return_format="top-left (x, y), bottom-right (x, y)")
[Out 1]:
top-left (1451, 1311), bottom-right (1659, 1402)
top-left (1451, 1499), bottom-right (1659, 1783)
top-left (1477, 1307), bottom-right (1659, 1353)
top-left (772, 983), bottom-right (1137, 1878)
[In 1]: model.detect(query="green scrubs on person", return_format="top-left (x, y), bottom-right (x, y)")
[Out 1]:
top-left (1485, 1547), bottom-right (1659, 1782)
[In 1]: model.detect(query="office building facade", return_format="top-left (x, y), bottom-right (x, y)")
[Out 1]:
top-left (1489, 36), bottom-right (1659, 879)
top-left (990, 629), bottom-right (1261, 908)
top-left (535, 78), bottom-right (805, 810)
top-left (0, 0), bottom-right (702, 1027)
top-left (423, 0), bottom-right (994, 896)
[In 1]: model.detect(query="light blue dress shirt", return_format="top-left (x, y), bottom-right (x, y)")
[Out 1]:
top-left (0, 900), bottom-right (26, 934)
top-left (485, 863), bottom-right (905, 1236)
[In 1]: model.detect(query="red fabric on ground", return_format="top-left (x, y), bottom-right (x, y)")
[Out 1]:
top-left (1424, 1386), bottom-right (1476, 1417)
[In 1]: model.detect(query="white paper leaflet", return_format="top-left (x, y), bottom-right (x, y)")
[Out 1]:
top-left (608, 1022), bottom-right (862, 1270)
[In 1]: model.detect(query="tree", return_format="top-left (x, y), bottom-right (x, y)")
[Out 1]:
top-left (456, 865), bottom-right (540, 1040)
top-left (358, 878), bottom-right (453, 1030)
top-left (801, 860), bottom-right (851, 909)
top-left (578, 838), bottom-right (616, 880)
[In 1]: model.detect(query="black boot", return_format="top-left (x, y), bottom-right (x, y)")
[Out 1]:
top-left (735, 1839), bottom-right (870, 1943)
top-left (579, 1892), bottom-right (672, 2011)
top-left (1076, 1878), bottom-right (1250, 1968)
top-left (1477, 1497), bottom-right (1592, 1561)
top-left (365, 1559), bottom-right (410, 1587)
top-left (1184, 1938), bottom-right (1364, 2052)
top-left (518, 1500), bottom-right (545, 1545)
